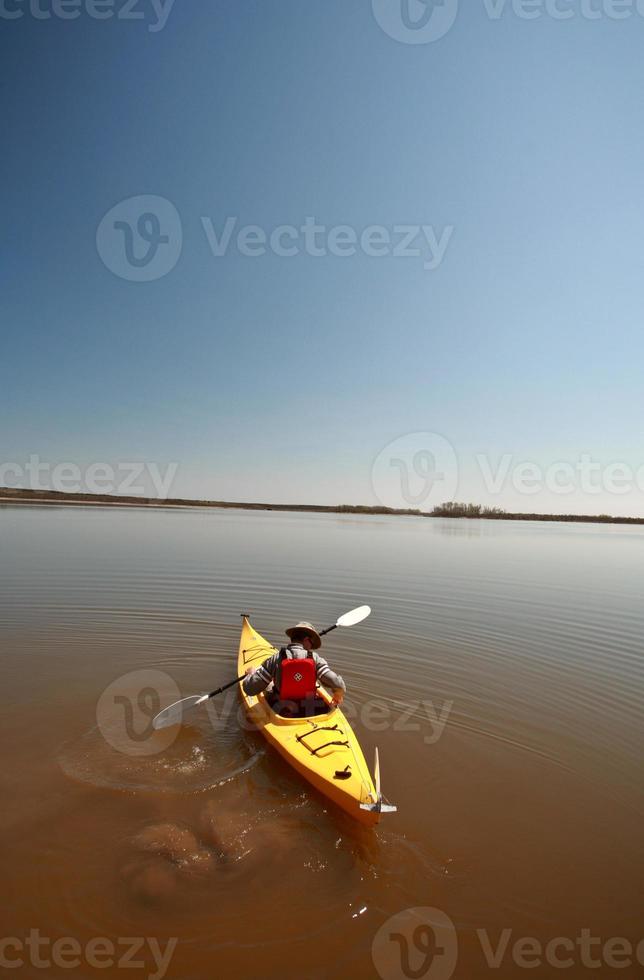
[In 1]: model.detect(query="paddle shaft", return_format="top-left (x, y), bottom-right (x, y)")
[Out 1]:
top-left (207, 675), bottom-right (246, 699)
top-left (319, 624), bottom-right (337, 637)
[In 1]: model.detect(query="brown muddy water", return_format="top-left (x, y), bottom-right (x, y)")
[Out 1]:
top-left (0, 505), bottom-right (643, 980)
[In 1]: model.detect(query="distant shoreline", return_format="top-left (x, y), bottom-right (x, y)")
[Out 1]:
top-left (2, 487), bottom-right (643, 527)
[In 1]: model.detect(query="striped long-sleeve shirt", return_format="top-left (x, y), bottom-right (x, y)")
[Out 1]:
top-left (242, 643), bottom-right (346, 697)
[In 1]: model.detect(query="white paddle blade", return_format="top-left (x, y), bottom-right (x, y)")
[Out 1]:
top-left (374, 746), bottom-right (381, 798)
top-left (336, 604), bottom-right (371, 628)
top-left (152, 694), bottom-right (208, 730)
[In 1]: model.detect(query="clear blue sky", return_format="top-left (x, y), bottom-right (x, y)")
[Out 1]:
top-left (3, 1), bottom-right (644, 514)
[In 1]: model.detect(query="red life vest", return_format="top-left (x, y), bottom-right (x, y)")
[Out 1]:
top-left (279, 652), bottom-right (317, 700)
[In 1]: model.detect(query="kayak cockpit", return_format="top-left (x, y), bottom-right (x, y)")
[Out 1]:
top-left (263, 689), bottom-right (336, 720)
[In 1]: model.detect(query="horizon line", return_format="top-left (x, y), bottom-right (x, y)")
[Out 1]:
top-left (1, 487), bottom-right (643, 528)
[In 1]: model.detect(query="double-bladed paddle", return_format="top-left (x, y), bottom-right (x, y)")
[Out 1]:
top-left (152, 604), bottom-right (371, 731)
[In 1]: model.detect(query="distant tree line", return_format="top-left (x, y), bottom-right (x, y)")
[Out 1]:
top-left (2, 488), bottom-right (642, 526)
top-left (430, 502), bottom-right (644, 525)
top-left (431, 502), bottom-right (506, 518)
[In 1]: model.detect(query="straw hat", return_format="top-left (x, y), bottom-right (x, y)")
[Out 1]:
top-left (285, 621), bottom-right (322, 650)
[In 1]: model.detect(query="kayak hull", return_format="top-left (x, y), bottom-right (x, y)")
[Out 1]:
top-left (237, 615), bottom-right (380, 826)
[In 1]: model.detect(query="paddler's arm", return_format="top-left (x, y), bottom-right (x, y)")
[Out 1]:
top-left (313, 653), bottom-right (346, 704)
top-left (242, 654), bottom-right (278, 695)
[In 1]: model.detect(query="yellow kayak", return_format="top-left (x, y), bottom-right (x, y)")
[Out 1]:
top-left (237, 614), bottom-right (392, 826)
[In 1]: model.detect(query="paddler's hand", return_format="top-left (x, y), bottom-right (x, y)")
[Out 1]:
top-left (331, 689), bottom-right (344, 706)
top-left (245, 666), bottom-right (256, 676)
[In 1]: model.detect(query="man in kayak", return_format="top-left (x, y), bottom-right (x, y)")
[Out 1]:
top-left (243, 621), bottom-right (346, 716)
